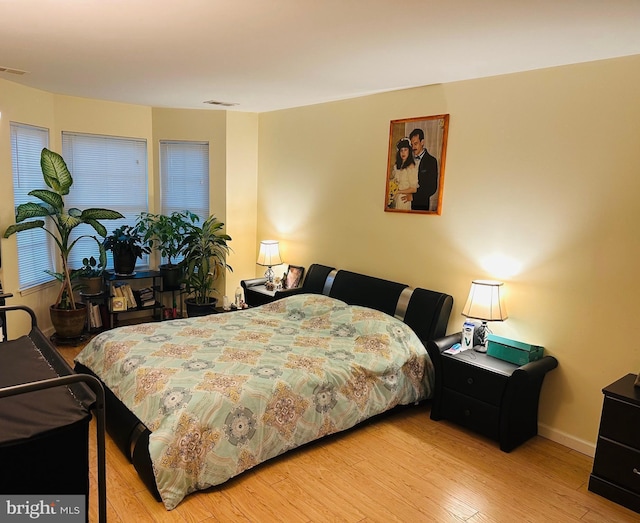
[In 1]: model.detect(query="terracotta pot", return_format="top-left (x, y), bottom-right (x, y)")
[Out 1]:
top-left (50, 303), bottom-right (87, 339)
top-left (80, 276), bottom-right (103, 295)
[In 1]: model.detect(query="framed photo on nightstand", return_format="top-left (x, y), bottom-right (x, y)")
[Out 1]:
top-left (284, 265), bottom-right (305, 289)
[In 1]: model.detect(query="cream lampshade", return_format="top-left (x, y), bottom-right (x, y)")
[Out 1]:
top-left (462, 280), bottom-right (508, 352)
top-left (256, 240), bottom-right (282, 283)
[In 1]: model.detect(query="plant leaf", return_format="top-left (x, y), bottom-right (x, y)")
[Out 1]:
top-left (84, 218), bottom-right (107, 237)
top-left (3, 220), bottom-right (45, 238)
top-left (40, 148), bottom-right (73, 195)
top-left (59, 213), bottom-right (82, 229)
top-left (15, 202), bottom-right (52, 222)
top-left (28, 189), bottom-right (63, 211)
top-left (81, 208), bottom-right (125, 221)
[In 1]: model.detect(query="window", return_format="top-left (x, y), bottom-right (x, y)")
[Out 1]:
top-left (10, 122), bottom-right (54, 290)
top-left (62, 132), bottom-right (148, 270)
top-left (159, 140), bottom-right (209, 264)
top-left (160, 140), bottom-right (209, 219)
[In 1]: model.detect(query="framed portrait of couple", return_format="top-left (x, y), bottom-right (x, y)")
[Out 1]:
top-left (384, 114), bottom-right (450, 215)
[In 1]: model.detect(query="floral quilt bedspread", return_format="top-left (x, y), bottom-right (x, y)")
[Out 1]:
top-left (76, 294), bottom-right (434, 509)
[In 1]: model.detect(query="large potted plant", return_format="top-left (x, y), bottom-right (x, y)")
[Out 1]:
top-left (102, 225), bottom-right (149, 276)
top-left (182, 214), bottom-right (232, 317)
top-left (3, 148), bottom-right (123, 338)
top-left (135, 210), bottom-right (198, 289)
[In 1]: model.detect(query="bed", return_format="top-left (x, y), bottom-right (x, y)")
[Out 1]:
top-left (75, 266), bottom-right (453, 510)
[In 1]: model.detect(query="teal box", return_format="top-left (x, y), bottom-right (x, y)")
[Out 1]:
top-left (486, 334), bottom-right (544, 365)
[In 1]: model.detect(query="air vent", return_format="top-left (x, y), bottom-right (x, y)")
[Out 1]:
top-left (203, 100), bottom-right (238, 107)
top-left (0, 66), bottom-right (28, 75)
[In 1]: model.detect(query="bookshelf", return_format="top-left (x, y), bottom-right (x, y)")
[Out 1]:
top-left (105, 270), bottom-right (163, 329)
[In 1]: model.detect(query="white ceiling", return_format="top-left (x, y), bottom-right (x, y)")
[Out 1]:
top-left (2, 0), bottom-right (640, 113)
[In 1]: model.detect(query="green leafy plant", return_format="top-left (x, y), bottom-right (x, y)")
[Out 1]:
top-left (182, 214), bottom-right (232, 305)
top-left (102, 225), bottom-right (150, 276)
top-left (102, 225), bottom-right (149, 260)
top-left (3, 148), bottom-right (123, 309)
top-left (75, 238), bottom-right (107, 278)
top-left (135, 210), bottom-right (199, 267)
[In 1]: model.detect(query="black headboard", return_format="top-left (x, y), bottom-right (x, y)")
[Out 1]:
top-left (328, 270), bottom-right (408, 317)
top-left (320, 268), bottom-right (453, 342)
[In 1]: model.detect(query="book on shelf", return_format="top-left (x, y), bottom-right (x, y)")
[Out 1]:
top-left (88, 302), bottom-right (103, 329)
top-left (112, 282), bottom-right (137, 309)
top-left (137, 286), bottom-right (155, 307)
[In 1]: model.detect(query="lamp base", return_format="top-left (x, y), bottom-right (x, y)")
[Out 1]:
top-left (473, 320), bottom-right (491, 353)
top-left (264, 266), bottom-right (275, 283)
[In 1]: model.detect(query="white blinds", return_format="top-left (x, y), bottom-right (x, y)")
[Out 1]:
top-left (160, 140), bottom-right (209, 220)
top-left (10, 122), bottom-right (55, 290)
top-left (62, 132), bottom-right (149, 270)
top-left (159, 140), bottom-right (209, 265)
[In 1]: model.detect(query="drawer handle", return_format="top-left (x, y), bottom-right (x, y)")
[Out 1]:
top-left (467, 377), bottom-right (474, 385)
top-left (634, 468), bottom-right (640, 476)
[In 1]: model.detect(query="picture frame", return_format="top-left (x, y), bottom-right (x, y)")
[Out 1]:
top-left (384, 114), bottom-right (450, 215)
top-left (111, 296), bottom-right (127, 312)
top-left (283, 265), bottom-right (305, 289)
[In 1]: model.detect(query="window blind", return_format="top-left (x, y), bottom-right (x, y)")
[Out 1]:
top-left (62, 132), bottom-right (149, 270)
top-left (160, 140), bottom-right (209, 219)
top-left (10, 122), bottom-right (55, 290)
top-left (159, 140), bottom-right (209, 264)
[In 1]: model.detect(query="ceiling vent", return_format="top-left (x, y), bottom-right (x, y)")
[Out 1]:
top-left (203, 100), bottom-right (238, 107)
top-left (0, 66), bottom-right (28, 75)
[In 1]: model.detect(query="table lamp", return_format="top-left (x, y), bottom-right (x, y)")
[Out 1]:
top-left (462, 280), bottom-right (508, 352)
top-left (256, 240), bottom-right (282, 283)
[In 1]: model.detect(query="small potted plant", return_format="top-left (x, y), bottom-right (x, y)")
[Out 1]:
top-left (102, 225), bottom-right (150, 276)
top-left (135, 210), bottom-right (199, 289)
top-left (182, 214), bottom-right (232, 317)
top-left (75, 240), bottom-right (107, 295)
top-left (3, 148), bottom-right (123, 338)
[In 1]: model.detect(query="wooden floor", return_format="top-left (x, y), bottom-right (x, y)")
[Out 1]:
top-left (55, 345), bottom-right (639, 523)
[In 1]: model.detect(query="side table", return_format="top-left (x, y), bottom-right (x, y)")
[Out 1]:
top-left (241, 278), bottom-right (278, 306)
top-left (427, 333), bottom-right (558, 452)
top-left (589, 373), bottom-right (640, 513)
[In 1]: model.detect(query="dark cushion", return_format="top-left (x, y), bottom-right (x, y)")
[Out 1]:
top-left (328, 270), bottom-right (408, 316)
top-left (301, 264), bottom-right (335, 294)
top-left (403, 288), bottom-right (454, 342)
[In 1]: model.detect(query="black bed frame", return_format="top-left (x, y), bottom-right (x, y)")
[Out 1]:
top-left (76, 265), bottom-right (454, 503)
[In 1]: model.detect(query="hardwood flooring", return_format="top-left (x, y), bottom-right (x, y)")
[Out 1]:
top-left (54, 344), bottom-right (638, 523)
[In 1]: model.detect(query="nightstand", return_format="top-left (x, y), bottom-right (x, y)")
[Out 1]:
top-left (241, 282), bottom-right (278, 306)
top-left (427, 333), bottom-right (558, 452)
top-left (589, 373), bottom-right (640, 513)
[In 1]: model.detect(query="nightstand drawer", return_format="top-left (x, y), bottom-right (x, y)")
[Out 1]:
top-left (441, 388), bottom-right (500, 439)
top-left (593, 438), bottom-right (640, 495)
top-left (600, 396), bottom-right (640, 448)
top-left (442, 358), bottom-right (507, 405)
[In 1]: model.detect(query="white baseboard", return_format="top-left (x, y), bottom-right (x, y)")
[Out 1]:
top-left (539, 423), bottom-right (596, 457)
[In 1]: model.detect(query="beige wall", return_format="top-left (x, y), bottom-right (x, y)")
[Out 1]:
top-left (256, 55), bottom-right (640, 453)
top-left (225, 112), bottom-right (259, 297)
